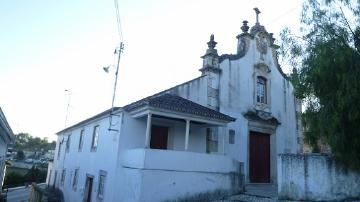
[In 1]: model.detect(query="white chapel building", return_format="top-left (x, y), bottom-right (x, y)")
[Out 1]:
top-left (48, 12), bottom-right (302, 202)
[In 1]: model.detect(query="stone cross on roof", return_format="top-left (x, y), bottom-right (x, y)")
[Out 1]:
top-left (254, 7), bottom-right (261, 24)
top-left (207, 34), bottom-right (217, 49)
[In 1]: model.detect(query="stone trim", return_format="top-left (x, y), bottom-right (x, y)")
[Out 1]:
top-left (243, 109), bottom-right (280, 128)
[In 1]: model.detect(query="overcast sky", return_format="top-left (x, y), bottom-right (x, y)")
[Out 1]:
top-left (0, 0), bottom-right (302, 141)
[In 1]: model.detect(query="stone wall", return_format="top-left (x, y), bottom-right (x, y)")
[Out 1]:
top-left (278, 153), bottom-right (360, 201)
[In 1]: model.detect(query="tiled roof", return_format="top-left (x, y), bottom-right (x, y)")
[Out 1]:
top-left (0, 107), bottom-right (14, 142)
top-left (124, 93), bottom-right (235, 122)
top-left (56, 107), bottom-right (121, 134)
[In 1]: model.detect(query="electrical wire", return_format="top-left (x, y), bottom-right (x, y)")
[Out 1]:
top-left (108, 0), bottom-right (125, 131)
top-left (265, 3), bottom-right (303, 26)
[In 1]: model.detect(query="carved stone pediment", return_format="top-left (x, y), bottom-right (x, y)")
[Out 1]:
top-left (250, 24), bottom-right (267, 36)
top-left (243, 109), bottom-right (280, 126)
top-left (254, 62), bottom-right (271, 73)
top-left (255, 31), bottom-right (270, 60)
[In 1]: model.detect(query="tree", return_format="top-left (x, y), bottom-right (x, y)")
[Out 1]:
top-left (280, 0), bottom-right (360, 170)
top-left (24, 166), bottom-right (47, 183)
top-left (13, 133), bottom-right (56, 152)
top-left (16, 150), bottom-right (25, 160)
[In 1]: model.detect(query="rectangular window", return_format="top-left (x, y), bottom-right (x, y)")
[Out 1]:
top-left (256, 76), bottom-right (267, 104)
top-left (66, 135), bottom-right (71, 152)
top-left (98, 170), bottom-right (107, 199)
top-left (78, 129), bottom-right (84, 151)
top-left (91, 125), bottom-right (100, 151)
top-left (48, 169), bottom-right (52, 184)
top-left (206, 128), bottom-right (218, 153)
top-left (229, 129), bottom-right (235, 144)
top-left (73, 168), bottom-right (79, 190)
top-left (57, 143), bottom-right (62, 159)
top-left (61, 169), bottom-right (66, 186)
top-left (54, 170), bottom-right (58, 187)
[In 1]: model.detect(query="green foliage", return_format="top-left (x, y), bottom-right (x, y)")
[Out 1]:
top-left (4, 166), bottom-right (47, 188)
top-left (3, 172), bottom-right (24, 188)
top-left (16, 150), bottom-right (25, 160)
top-left (280, 0), bottom-right (360, 170)
top-left (24, 166), bottom-right (47, 183)
top-left (13, 133), bottom-right (56, 152)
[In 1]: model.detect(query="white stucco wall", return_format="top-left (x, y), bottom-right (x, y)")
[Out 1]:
top-left (164, 31), bottom-right (300, 184)
top-left (0, 108), bottom-right (14, 190)
top-left (121, 149), bottom-right (242, 202)
top-left (50, 111), bottom-right (123, 202)
top-left (45, 161), bottom-right (53, 185)
top-left (216, 33), bottom-right (299, 183)
top-left (166, 76), bottom-right (208, 107)
top-left (113, 112), bottom-right (219, 201)
top-left (278, 154), bottom-right (360, 201)
top-left (0, 139), bottom-right (7, 190)
top-left (49, 24), bottom-right (301, 201)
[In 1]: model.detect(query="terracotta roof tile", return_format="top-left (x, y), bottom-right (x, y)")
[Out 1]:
top-left (124, 93), bottom-right (235, 122)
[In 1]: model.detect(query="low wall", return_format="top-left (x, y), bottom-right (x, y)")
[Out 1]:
top-left (122, 149), bottom-right (244, 201)
top-left (278, 154), bottom-right (360, 201)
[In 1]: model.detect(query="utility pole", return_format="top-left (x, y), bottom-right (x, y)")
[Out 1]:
top-left (64, 89), bottom-right (72, 128)
top-left (108, 43), bottom-right (124, 131)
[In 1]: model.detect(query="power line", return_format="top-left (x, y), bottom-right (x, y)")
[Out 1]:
top-left (265, 3), bottom-right (303, 26)
top-left (107, 0), bottom-right (125, 132)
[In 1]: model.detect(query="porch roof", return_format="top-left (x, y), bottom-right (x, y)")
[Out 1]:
top-left (124, 93), bottom-right (235, 123)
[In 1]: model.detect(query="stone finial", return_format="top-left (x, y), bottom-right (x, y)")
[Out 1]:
top-left (254, 7), bottom-right (261, 24)
top-left (241, 20), bottom-right (249, 33)
top-left (207, 34), bottom-right (217, 49)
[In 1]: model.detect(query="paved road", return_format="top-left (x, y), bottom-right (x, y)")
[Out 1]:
top-left (5, 183), bottom-right (46, 202)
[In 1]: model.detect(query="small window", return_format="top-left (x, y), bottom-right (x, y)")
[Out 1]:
top-left (54, 170), bottom-right (58, 187)
top-left (91, 125), bottom-right (100, 151)
top-left (57, 143), bottom-right (62, 159)
top-left (256, 76), bottom-right (267, 104)
top-left (98, 170), bottom-right (107, 199)
top-left (206, 128), bottom-right (218, 153)
top-left (78, 129), bottom-right (84, 151)
top-left (61, 169), bottom-right (66, 186)
top-left (73, 168), bottom-right (79, 190)
top-left (48, 169), bottom-right (52, 184)
top-left (229, 129), bottom-right (235, 144)
top-left (66, 135), bottom-right (71, 152)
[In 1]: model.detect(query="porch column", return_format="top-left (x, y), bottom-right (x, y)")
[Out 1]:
top-left (222, 127), bottom-right (226, 154)
top-left (185, 119), bottom-right (190, 151)
top-left (145, 113), bottom-right (152, 148)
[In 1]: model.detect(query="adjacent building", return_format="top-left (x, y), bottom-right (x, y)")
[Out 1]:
top-left (48, 12), bottom-right (302, 202)
top-left (0, 107), bottom-right (15, 189)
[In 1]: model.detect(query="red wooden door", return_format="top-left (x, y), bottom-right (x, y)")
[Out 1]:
top-left (249, 131), bottom-right (270, 183)
top-left (150, 125), bottom-right (168, 150)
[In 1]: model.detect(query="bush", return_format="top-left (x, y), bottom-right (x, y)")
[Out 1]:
top-left (4, 166), bottom-right (47, 188)
top-left (3, 172), bottom-right (24, 188)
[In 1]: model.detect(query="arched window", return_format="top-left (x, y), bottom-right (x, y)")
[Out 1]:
top-left (256, 76), bottom-right (267, 104)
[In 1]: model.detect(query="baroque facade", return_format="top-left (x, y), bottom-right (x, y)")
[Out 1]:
top-left (49, 11), bottom-right (302, 202)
